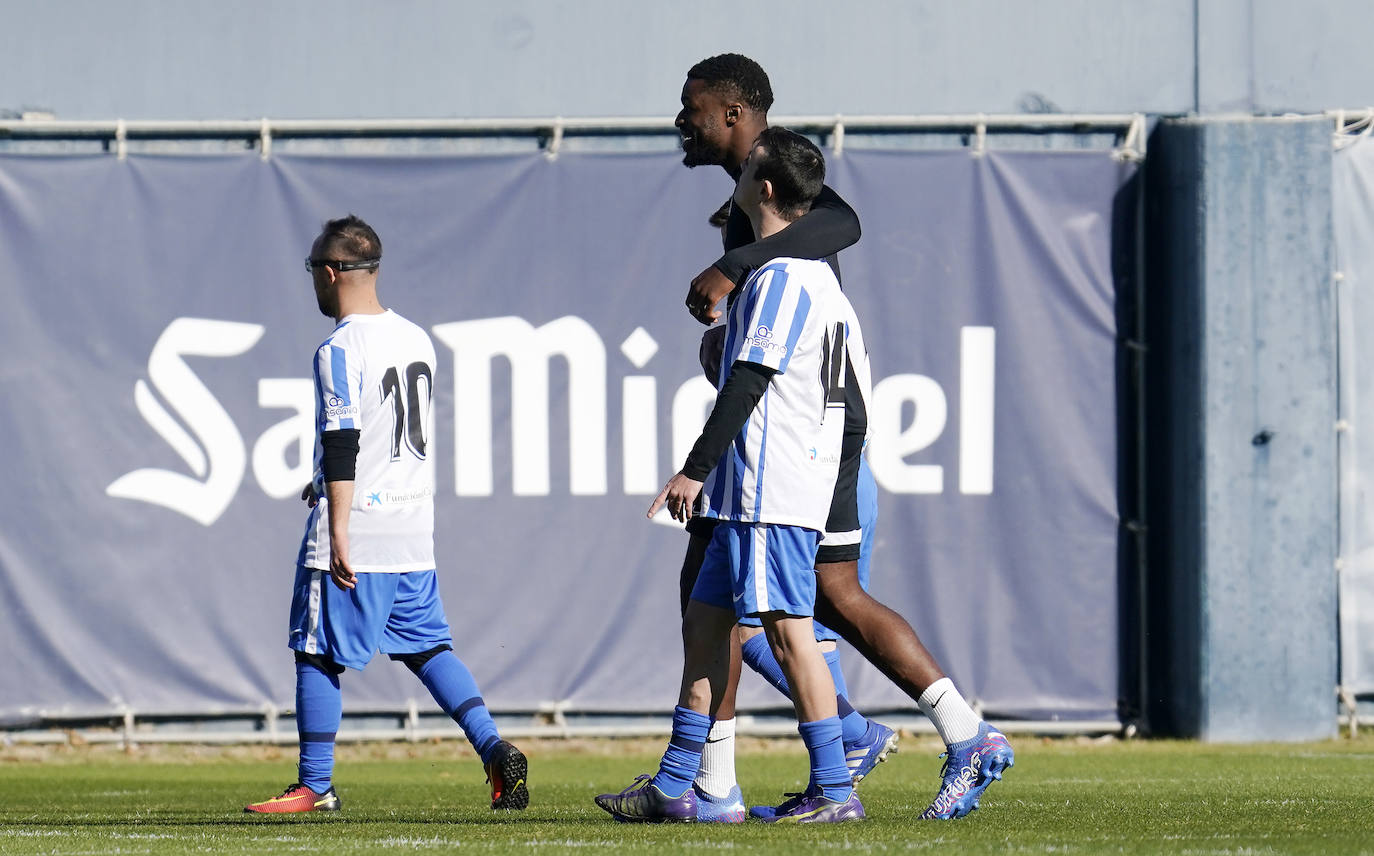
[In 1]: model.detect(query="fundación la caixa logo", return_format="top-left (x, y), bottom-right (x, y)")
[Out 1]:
top-left (106, 316), bottom-right (997, 526)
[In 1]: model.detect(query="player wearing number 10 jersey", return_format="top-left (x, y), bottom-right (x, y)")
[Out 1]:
top-left (245, 215), bottom-right (528, 815)
top-left (296, 306), bottom-right (437, 573)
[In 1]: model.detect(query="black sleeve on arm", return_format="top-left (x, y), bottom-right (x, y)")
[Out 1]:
top-left (320, 429), bottom-right (361, 482)
top-left (712, 184), bottom-right (862, 284)
top-left (681, 361), bottom-right (777, 480)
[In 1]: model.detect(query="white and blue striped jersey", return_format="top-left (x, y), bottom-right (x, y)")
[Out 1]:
top-left (299, 309), bottom-right (437, 573)
top-left (701, 257), bottom-right (870, 531)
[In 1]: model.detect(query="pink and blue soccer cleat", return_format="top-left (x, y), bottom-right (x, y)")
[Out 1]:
top-left (920, 721), bottom-right (1015, 820)
top-left (693, 783), bottom-right (746, 823)
top-left (594, 774), bottom-right (697, 823)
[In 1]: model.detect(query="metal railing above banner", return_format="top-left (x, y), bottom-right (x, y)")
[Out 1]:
top-left (1333, 108), bottom-right (1374, 149)
top-left (0, 113), bottom-right (1148, 161)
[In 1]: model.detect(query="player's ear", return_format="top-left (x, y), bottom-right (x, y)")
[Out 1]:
top-left (758, 178), bottom-right (775, 207)
top-left (725, 103), bottom-right (741, 126)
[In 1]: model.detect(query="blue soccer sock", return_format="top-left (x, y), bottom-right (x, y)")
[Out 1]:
top-left (741, 632), bottom-right (791, 698)
top-left (745, 633), bottom-right (869, 746)
top-left (824, 648), bottom-right (850, 697)
top-left (295, 659), bottom-right (341, 794)
top-left (825, 649), bottom-right (870, 745)
top-left (650, 706), bottom-right (711, 798)
top-left (835, 692), bottom-right (871, 746)
top-left (415, 650), bottom-right (502, 763)
top-left (798, 716), bottom-right (853, 803)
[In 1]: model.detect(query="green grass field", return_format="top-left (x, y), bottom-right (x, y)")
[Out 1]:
top-left (2, 733), bottom-right (1373, 855)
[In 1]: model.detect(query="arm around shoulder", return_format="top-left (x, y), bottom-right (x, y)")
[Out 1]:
top-left (713, 183), bottom-right (860, 283)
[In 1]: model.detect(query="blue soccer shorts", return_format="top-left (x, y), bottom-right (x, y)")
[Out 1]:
top-left (288, 566), bottom-right (453, 671)
top-left (691, 521), bottom-right (821, 619)
top-left (737, 459), bottom-right (880, 640)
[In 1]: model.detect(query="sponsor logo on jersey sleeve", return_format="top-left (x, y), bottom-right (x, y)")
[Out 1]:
top-left (323, 397), bottom-right (359, 422)
top-left (743, 324), bottom-right (788, 356)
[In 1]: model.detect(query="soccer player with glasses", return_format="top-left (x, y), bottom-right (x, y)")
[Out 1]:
top-left (245, 216), bottom-right (529, 815)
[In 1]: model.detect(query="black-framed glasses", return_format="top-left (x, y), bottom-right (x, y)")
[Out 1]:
top-left (304, 257), bottom-right (380, 273)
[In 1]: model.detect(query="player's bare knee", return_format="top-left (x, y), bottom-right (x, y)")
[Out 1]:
top-left (684, 599), bottom-right (732, 637)
top-left (759, 613), bottom-right (809, 658)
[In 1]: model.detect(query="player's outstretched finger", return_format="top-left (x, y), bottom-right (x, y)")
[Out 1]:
top-left (647, 486), bottom-right (670, 519)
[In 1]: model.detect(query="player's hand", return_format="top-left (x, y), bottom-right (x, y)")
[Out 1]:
top-left (686, 265), bottom-right (733, 325)
top-left (648, 472), bottom-right (704, 522)
top-left (329, 540), bottom-right (356, 591)
top-left (301, 483), bottom-right (319, 508)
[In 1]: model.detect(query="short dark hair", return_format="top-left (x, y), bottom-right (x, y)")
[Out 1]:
top-left (317, 214), bottom-right (382, 262)
top-left (752, 126), bottom-right (824, 221)
top-left (686, 53), bottom-right (773, 114)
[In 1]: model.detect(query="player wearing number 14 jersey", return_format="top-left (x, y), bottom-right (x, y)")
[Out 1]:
top-left (596, 128), bottom-right (870, 824)
top-left (245, 215), bottom-right (528, 815)
top-left (698, 255), bottom-right (867, 531)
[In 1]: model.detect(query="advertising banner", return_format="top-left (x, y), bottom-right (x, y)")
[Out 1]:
top-left (0, 147), bottom-right (1128, 721)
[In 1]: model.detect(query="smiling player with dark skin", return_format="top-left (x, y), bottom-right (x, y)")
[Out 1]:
top-left (670, 53), bottom-right (1015, 821)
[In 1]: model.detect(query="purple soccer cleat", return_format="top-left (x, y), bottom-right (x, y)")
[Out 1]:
top-left (594, 774), bottom-right (698, 823)
top-left (754, 787), bottom-right (865, 823)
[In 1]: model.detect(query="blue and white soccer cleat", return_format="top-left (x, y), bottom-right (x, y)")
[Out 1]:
top-left (919, 721), bottom-right (1015, 820)
top-left (593, 774), bottom-right (697, 823)
top-left (693, 783), bottom-right (746, 823)
top-left (845, 720), bottom-right (899, 785)
top-left (755, 787), bottom-right (865, 823)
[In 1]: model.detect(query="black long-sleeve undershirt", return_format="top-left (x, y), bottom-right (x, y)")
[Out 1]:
top-left (694, 184), bottom-right (862, 385)
top-left (681, 361), bottom-right (777, 481)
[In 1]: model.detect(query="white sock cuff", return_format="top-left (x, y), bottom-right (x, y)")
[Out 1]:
top-left (918, 677), bottom-right (956, 710)
top-left (917, 677), bottom-right (982, 746)
top-left (696, 718), bottom-right (738, 798)
top-left (707, 718), bottom-right (736, 740)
